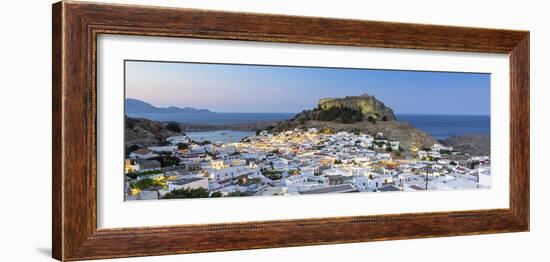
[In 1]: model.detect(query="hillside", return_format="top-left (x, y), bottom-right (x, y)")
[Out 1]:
top-left (273, 94), bottom-right (437, 152)
top-left (318, 93), bottom-right (396, 121)
top-left (125, 98), bottom-right (211, 114)
top-left (125, 116), bottom-right (181, 147)
top-left (440, 134), bottom-right (491, 156)
top-left (275, 119), bottom-right (437, 153)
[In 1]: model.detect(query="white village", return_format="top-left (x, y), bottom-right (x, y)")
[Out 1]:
top-left (125, 127), bottom-right (491, 200)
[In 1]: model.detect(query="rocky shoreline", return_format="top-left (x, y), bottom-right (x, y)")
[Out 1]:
top-left (125, 116), bottom-right (280, 147)
top-left (178, 121), bottom-right (280, 132)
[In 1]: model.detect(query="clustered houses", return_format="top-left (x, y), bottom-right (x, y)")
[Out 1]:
top-left (124, 128), bottom-right (491, 200)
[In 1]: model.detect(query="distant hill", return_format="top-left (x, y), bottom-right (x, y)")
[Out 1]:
top-left (125, 98), bottom-right (211, 114)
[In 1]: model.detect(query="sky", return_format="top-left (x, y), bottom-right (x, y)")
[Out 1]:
top-left (125, 60), bottom-right (490, 115)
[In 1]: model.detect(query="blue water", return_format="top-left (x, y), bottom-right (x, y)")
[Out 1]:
top-left (396, 114), bottom-right (490, 139)
top-left (187, 130), bottom-right (255, 143)
top-left (127, 112), bottom-right (295, 125)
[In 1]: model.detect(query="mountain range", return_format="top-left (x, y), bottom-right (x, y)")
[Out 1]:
top-left (125, 98), bottom-right (211, 114)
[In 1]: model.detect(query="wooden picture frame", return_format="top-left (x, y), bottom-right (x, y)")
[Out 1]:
top-left (52, 1), bottom-right (529, 261)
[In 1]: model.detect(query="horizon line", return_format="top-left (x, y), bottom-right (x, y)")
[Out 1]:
top-left (127, 111), bottom-right (490, 116)
top-left (126, 97), bottom-right (490, 116)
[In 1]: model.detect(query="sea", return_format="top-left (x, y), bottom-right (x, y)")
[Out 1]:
top-left (127, 112), bottom-right (295, 124)
top-left (127, 112), bottom-right (489, 141)
top-left (187, 130), bottom-right (255, 143)
top-left (396, 114), bottom-right (490, 140)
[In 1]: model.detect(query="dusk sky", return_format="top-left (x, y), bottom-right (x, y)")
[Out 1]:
top-left (125, 60), bottom-right (490, 115)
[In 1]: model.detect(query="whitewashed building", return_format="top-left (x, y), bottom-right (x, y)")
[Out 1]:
top-left (166, 135), bottom-right (190, 145)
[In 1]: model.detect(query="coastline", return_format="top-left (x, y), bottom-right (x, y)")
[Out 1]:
top-left (176, 120), bottom-right (281, 132)
top-left (127, 114), bottom-right (490, 155)
top-left (178, 117), bottom-right (491, 156)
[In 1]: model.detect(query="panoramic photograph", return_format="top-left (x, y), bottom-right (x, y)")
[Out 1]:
top-left (123, 60), bottom-right (491, 201)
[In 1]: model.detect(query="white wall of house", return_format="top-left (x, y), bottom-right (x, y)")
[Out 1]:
top-left (478, 168), bottom-right (492, 187)
top-left (167, 135), bottom-right (190, 145)
top-left (168, 178), bottom-right (209, 192)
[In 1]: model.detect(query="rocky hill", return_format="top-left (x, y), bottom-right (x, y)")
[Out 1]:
top-left (273, 94), bottom-right (437, 152)
top-left (280, 93), bottom-right (396, 126)
top-left (318, 93), bottom-right (396, 121)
